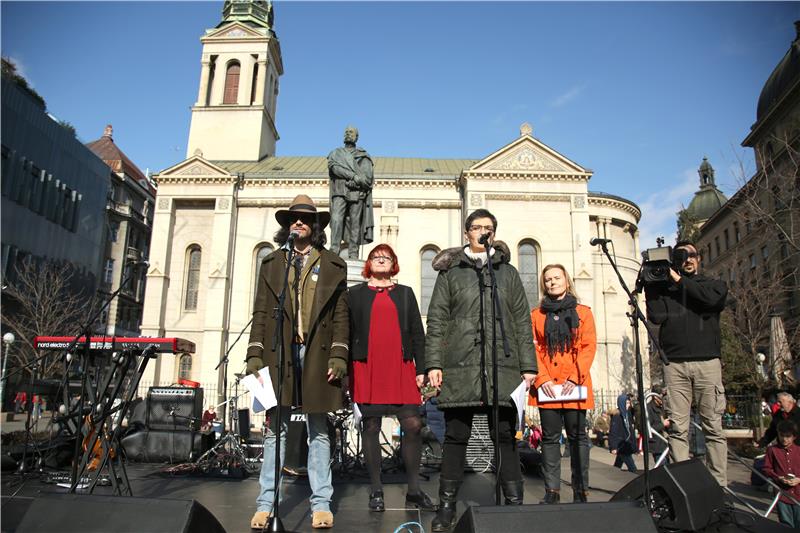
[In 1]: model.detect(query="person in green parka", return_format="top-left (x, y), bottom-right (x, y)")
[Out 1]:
top-left (425, 209), bottom-right (537, 532)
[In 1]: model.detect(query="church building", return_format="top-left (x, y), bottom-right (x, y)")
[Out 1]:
top-left (141, 1), bottom-right (647, 404)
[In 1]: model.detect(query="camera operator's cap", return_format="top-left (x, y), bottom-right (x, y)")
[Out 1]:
top-left (275, 194), bottom-right (331, 229)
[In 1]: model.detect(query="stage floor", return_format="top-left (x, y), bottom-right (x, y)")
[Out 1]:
top-left (0, 450), bottom-right (780, 533)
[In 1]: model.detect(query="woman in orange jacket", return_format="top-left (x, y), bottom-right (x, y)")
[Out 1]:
top-left (528, 264), bottom-right (596, 504)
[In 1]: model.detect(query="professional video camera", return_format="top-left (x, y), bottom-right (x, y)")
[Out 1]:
top-left (640, 238), bottom-right (689, 285)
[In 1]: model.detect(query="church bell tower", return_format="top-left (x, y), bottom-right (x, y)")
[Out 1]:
top-left (186, 0), bottom-right (283, 161)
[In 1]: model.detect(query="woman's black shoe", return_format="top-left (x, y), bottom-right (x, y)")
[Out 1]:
top-left (573, 490), bottom-right (588, 503)
top-left (369, 490), bottom-right (385, 512)
top-left (406, 490), bottom-right (438, 512)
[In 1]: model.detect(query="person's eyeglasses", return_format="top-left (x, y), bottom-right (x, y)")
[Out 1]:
top-left (370, 256), bottom-right (393, 262)
top-left (292, 215), bottom-right (315, 226)
top-left (469, 225), bottom-right (494, 233)
top-left (685, 252), bottom-right (699, 259)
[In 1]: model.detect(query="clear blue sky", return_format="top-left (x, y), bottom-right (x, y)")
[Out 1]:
top-left (2, 1), bottom-right (798, 248)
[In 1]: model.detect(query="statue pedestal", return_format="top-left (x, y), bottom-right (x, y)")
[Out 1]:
top-left (345, 259), bottom-right (365, 287)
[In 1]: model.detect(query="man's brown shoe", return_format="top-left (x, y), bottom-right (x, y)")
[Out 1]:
top-left (250, 511), bottom-right (270, 529)
top-left (311, 510), bottom-right (334, 529)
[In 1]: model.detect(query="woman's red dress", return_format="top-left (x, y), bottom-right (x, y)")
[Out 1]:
top-left (351, 286), bottom-right (420, 405)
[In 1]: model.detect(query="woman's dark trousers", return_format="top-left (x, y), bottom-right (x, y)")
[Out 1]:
top-left (540, 408), bottom-right (589, 493)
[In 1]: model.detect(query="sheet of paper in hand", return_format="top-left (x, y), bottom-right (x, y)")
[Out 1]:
top-left (537, 384), bottom-right (588, 403)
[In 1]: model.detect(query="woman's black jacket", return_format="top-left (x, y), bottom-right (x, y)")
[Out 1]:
top-left (347, 282), bottom-right (425, 373)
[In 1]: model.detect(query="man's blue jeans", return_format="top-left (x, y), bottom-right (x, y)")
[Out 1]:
top-left (256, 410), bottom-right (333, 513)
top-left (256, 345), bottom-right (333, 513)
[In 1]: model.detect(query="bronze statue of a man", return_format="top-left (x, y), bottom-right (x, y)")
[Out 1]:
top-left (327, 126), bottom-right (374, 259)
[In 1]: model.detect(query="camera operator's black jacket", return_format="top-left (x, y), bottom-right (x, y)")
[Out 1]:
top-left (645, 274), bottom-right (727, 361)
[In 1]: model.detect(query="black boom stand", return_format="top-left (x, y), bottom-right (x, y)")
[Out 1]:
top-left (483, 238), bottom-right (512, 506)
top-left (594, 240), bottom-right (669, 514)
top-left (265, 243), bottom-right (297, 533)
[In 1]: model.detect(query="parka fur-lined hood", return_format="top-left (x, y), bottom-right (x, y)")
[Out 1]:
top-left (432, 240), bottom-right (511, 271)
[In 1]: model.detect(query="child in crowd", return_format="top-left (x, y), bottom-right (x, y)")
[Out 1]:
top-left (609, 394), bottom-right (638, 472)
top-left (762, 420), bottom-right (800, 528)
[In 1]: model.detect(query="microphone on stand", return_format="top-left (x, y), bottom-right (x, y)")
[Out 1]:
top-left (282, 230), bottom-right (301, 250)
top-left (590, 238), bottom-right (612, 246)
top-left (478, 232), bottom-right (493, 246)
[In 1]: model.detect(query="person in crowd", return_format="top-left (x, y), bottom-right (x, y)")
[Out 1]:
top-left (647, 389), bottom-right (670, 465)
top-left (14, 390), bottom-right (26, 414)
top-left (757, 392), bottom-right (800, 448)
top-left (245, 194), bottom-right (349, 530)
top-left (762, 420), bottom-right (800, 528)
top-left (201, 405), bottom-right (217, 432)
top-left (425, 209), bottom-right (536, 532)
top-left (528, 264), bottom-right (596, 504)
top-left (609, 394), bottom-right (638, 473)
top-left (645, 240), bottom-right (728, 486)
top-left (593, 412), bottom-right (610, 448)
top-left (348, 243), bottom-right (436, 512)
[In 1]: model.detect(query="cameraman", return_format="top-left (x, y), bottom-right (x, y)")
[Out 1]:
top-left (645, 240), bottom-right (728, 486)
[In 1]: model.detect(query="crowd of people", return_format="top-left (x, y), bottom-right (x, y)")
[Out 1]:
top-left (241, 195), bottom-right (797, 531)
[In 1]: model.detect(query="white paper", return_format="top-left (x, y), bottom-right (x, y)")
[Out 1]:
top-left (352, 403), bottom-right (362, 433)
top-left (510, 381), bottom-right (529, 431)
top-left (536, 384), bottom-right (587, 403)
top-left (242, 367), bottom-right (277, 413)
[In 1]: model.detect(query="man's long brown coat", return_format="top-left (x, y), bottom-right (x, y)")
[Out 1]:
top-left (246, 248), bottom-right (349, 413)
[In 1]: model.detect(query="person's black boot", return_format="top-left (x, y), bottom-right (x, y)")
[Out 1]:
top-left (369, 490), bottom-right (385, 512)
top-left (572, 490), bottom-right (588, 503)
top-left (540, 489), bottom-right (560, 504)
top-left (431, 478), bottom-right (461, 532)
top-left (501, 480), bottom-right (524, 505)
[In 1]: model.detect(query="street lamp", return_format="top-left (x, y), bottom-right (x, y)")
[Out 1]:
top-left (1, 332), bottom-right (15, 410)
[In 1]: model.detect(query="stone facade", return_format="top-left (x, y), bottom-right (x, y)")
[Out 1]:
top-left (140, 4), bottom-right (647, 402)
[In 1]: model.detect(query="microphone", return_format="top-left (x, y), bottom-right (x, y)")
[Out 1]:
top-left (287, 230), bottom-right (300, 243)
top-left (590, 238), bottom-right (612, 246)
top-left (478, 232), bottom-right (492, 246)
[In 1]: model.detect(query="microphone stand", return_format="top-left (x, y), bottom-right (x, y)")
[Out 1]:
top-left (595, 240), bottom-right (668, 513)
top-left (215, 317), bottom-right (252, 432)
top-left (266, 239), bottom-right (297, 533)
top-left (483, 237), bottom-right (512, 506)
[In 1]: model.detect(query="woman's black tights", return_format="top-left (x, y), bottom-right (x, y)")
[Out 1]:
top-left (362, 414), bottom-right (423, 494)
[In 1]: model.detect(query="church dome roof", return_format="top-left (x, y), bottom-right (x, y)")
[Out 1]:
top-left (685, 188), bottom-right (727, 222)
top-left (684, 157), bottom-right (727, 222)
top-left (757, 21), bottom-right (800, 122)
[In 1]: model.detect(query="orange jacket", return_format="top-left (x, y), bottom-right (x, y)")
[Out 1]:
top-left (528, 304), bottom-right (596, 410)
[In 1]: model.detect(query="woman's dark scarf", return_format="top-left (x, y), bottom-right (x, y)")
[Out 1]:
top-left (540, 294), bottom-right (580, 358)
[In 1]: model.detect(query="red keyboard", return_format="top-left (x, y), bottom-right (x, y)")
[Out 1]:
top-left (34, 336), bottom-right (195, 354)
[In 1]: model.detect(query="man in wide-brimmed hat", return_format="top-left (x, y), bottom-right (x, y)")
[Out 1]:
top-left (246, 194), bottom-right (349, 530)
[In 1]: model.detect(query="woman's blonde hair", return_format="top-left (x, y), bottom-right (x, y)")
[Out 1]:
top-left (539, 263), bottom-right (580, 305)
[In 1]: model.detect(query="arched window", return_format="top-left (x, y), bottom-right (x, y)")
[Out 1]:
top-left (420, 247), bottom-right (439, 315)
top-left (518, 241), bottom-right (539, 308)
top-left (253, 243), bottom-right (274, 301)
top-left (184, 245), bottom-right (202, 311)
top-left (178, 354), bottom-right (192, 380)
top-left (223, 61), bottom-right (240, 104)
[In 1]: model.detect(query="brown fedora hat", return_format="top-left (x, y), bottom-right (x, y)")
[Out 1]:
top-left (275, 194), bottom-right (331, 228)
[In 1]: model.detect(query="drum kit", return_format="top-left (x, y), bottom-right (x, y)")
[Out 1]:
top-left (194, 376), bottom-right (434, 478)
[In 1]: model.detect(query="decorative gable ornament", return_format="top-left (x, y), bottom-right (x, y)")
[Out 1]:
top-left (494, 146), bottom-right (563, 172)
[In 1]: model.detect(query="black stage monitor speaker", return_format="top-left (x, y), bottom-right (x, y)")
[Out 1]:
top-left (147, 386), bottom-right (203, 431)
top-left (285, 412), bottom-right (309, 469)
top-left (610, 458), bottom-right (724, 531)
top-left (16, 493), bottom-right (225, 533)
top-left (121, 429), bottom-right (211, 463)
top-left (453, 501), bottom-right (657, 533)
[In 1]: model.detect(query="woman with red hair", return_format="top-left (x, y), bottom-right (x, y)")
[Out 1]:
top-left (348, 244), bottom-right (435, 512)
